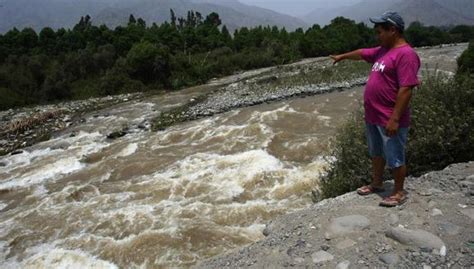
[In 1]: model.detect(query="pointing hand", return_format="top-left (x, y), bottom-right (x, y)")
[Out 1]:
top-left (329, 55), bottom-right (343, 65)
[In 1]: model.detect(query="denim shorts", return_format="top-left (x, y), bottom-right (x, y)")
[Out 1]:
top-left (365, 123), bottom-right (409, 169)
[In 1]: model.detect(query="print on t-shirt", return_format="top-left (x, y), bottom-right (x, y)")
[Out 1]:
top-left (372, 61), bottom-right (386, 72)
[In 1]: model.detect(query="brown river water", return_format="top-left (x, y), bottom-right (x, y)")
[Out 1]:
top-left (0, 44), bottom-right (466, 268)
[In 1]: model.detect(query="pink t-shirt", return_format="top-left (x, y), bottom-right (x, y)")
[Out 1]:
top-left (361, 44), bottom-right (421, 127)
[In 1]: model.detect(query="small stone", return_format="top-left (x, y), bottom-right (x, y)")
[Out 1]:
top-left (294, 257), bottom-right (305, 264)
top-left (385, 227), bottom-right (446, 250)
top-left (106, 130), bottom-right (127, 139)
top-left (295, 239), bottom-right (306, 248)
top-left (419, 190), bottom-right (433, 196)
top-left (431, 208), bottom-right (443, 216)
top-left (326, 215), bottom-right (370, 239)
top-left (321, 245), bottom-right (330, 251)
top-left (420, 247), bottom-right (433, 253)
top-left (439, 246), bottom-right (447, 256)
top-left (438, 222), bottom-right (462, 235)
top-left (379, 253), bottom-right (400, 265)
top-left (311, 250), bottom-right (334, 264)
top-left (389, 213), bottom-right (399, 225)
top-left (336, 238), bottom-right (356, 250)
top-left (336, 260), bottom-right (351, 269)
top-left (460, 208), bottom-right (474, 220)
top-left (423, 265), bottom-right (432, 269)
top-left (50, 141), bottom-right (70, 150)
top-left (10, 150), bottom-right (23, 155)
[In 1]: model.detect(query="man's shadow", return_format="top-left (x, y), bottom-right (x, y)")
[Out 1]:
top-left (376, 181), bottom-right (395, 198)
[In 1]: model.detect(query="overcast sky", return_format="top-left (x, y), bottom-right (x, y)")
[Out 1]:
top-left (238, 0), bottom-right (362, 16)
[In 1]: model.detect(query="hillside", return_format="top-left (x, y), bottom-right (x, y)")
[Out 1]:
top-left (304, 0), bottom-right (474, 27)
top-left (0, 0), bottom-right (307, 33)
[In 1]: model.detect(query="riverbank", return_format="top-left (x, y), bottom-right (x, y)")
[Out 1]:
top-left (194, 161), bottom-right (474, 268)
top-left (0, 93), bottom-right (147, 156)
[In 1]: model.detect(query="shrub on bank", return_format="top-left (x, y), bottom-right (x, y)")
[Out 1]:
top-left (320, 66), bottom-right (474, 199)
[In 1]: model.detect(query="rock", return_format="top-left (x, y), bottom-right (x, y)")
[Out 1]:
top-left (262, 222), bottom-right (274, 236)
top-left (458, 180), bottom-right (473, 188)
top-left (107, 130), bottom-right (127, 139)
top-left (438, 222), bottom-right (462, 235)
top-left (379, 253), bottom-right (399, 265)
top-left (336, 260), bottom-right (351, 269)
top-left (420, 247), bottom-right (433, 253)
top-left (326, 215), bottom-right (370, 239)
top-left (419, 190), bottom-right (433, 196)
top-left (385, 227), bottom-right (446, 251)
top-left (427, 201), bottom-right (437, 208)
top-left (389, 213), bottom-right (399, 225)
top-left (321, 244), bottom-right (330, 251)
top-left (293, 257), bottom-right (305, 264)
top-left (431, 208), bottom-right (443, 216)
top-left (0, 162), bottom-right (6, 167)
top-left (311, 250), bottom-right (334, 264)
top-left (423, 265), bottom-right (432, 269)
top-left (336, 238), bottom-right (357, 250)
top-left (10, 150), bottom-right (23, 155)
top-left (295, 239), bottom-right (305, 248)
top-left (50, 141), bottom-right (70, 150)
top-left (460, 208), bottom-right (474, 220)
top-left (439, 246), bottom-right (447, 256)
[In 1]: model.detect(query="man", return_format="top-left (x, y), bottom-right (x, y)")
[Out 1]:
top-left (329, 11), bottom-right (421, 207)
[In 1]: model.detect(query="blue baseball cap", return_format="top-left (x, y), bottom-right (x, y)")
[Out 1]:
top-left (369, 11), bottom-right (405, 30)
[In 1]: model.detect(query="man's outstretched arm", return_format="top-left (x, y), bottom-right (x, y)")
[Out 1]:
top-left (330, 49), bottom-right (364, 64)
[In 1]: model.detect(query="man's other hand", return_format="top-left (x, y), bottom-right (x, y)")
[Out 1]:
top-left (385, 118), bottom-right (400, 137)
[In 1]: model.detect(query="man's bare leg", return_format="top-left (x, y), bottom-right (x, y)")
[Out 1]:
top-left (391, 165), bottom-right (407, 196)
top-left (371, 156), bottom-right (385, 187)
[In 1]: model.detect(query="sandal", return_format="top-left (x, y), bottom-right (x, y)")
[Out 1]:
top-left (357, 184), bottom-right (385, 196)
top-left (379, 193), bottom-right (408, 207)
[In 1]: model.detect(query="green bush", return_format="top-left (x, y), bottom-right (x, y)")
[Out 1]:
top-left (320, 72), bottom-right (474, 198)
top-left (0, 87), bottom-right (24, 110)
top-left (408, 72), bottom-right (474, 174)
top-left (319, 106), bottom-right (372, 198)
top-left (458, 41), bottom-right (474, 74)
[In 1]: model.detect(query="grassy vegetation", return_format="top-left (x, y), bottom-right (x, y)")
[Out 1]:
top-left (319, 43), bottom-right (474, 198)
top-left (259, 61), bottom-right (370, 91)
top-left (151, 60), bottom-right (370, 131)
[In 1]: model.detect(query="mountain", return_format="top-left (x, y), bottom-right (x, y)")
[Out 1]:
top-left (0, 0), bottom-right (307, 33)
top-left (238, 0), bottom-right (362, 17)
top-left (303, 0), bottom-right (396, 26)
top-left (304, 0), bottom-right (474, 27)
top-left (434, 0), bottom-right (474, 22)
top-left (396, 0), bottom-right (474, 27)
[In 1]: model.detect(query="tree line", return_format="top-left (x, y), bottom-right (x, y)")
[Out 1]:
top-left (1, 10), bottom-right (473, 110)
